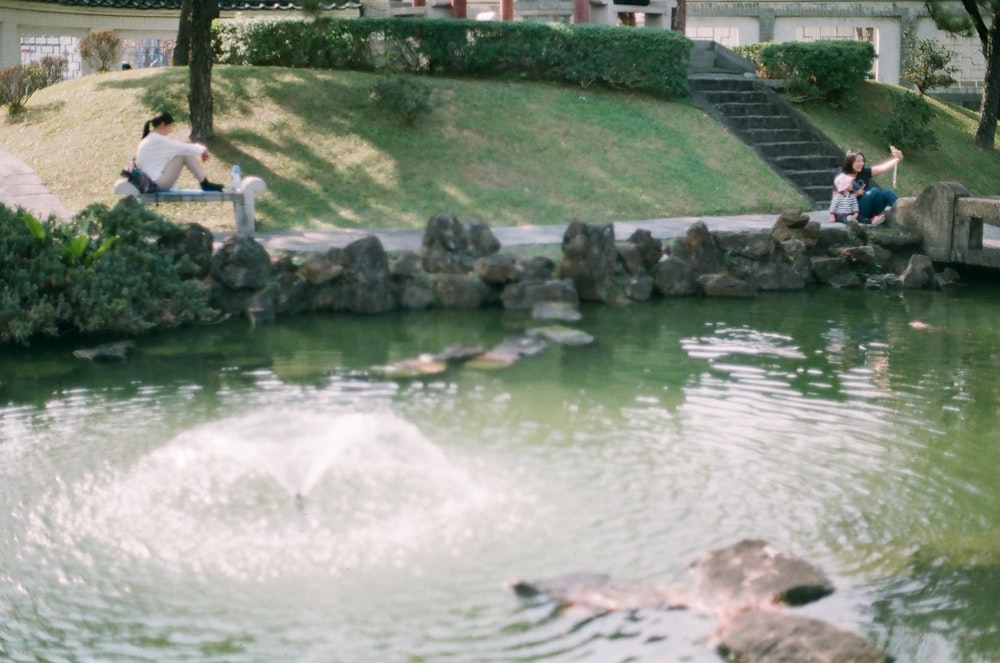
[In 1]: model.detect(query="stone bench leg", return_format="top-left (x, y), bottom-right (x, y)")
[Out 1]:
top-left (236, 176), bottom-right (267, 235)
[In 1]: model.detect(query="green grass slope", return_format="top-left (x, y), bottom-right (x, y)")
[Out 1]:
top-left (2, 66), bottom-right (806, 232)
top-left (2, 69), bottom-right (997, 233)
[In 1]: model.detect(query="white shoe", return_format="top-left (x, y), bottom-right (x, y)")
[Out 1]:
top-left (870, 214), bottom-right (886, 226)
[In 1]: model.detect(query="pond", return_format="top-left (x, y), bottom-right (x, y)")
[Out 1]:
top-left (1, 285), bottom-right (999, 662)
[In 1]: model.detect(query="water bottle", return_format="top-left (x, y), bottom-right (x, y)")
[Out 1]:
top-left (230, 165), bottom-right (242, 192)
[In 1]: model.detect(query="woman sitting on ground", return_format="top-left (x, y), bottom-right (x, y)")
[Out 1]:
top-left (136, 111), bottom-right (225, 192)
top-left (837, 146), bottom-right (903, 224)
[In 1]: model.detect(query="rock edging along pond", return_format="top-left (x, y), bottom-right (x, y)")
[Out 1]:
top-left (200, 209), bottom-right (958, 326)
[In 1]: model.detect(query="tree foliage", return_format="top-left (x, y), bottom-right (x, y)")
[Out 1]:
top-left (925, 0), bottom-right (1000, 149)
top-left (902, 28), bottom-right (958, 94)
top-left (79, 29), bottom-right (122, 72)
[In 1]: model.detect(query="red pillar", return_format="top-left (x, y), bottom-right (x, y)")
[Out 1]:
top-left (452, 0), bottom-right (467, 17)
top-left (501, 0), bottom-right (514, 20)
top-left (573, 0), bottom-right (589, 23)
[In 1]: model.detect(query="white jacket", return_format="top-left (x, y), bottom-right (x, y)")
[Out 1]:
top-left (136, 132), bottom-right (206, 181)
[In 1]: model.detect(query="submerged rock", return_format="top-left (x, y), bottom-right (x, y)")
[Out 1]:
top-left (717, 610), bottom-right (893, 663)
top-left (509, 572), bottom-right (678, 613)
top-left (73, 340), bottom-right (136, 361)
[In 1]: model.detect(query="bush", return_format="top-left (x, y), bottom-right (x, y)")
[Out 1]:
top-left (902, 30), bottom-right (957, 95)
top-left (757, 40), bottom-right (876, 106)
top-left (214, 18), bottom-right (692, 99)
top-left (0, 64), bottom-right (48, 119)
top-left (79, 29), bottom-right (122, 72)
top-left (370, 75), bottom-right (434, 126)
top-left (0, 202), bottom-right (217, 345)
top-left (876, 88), bottom-right (938, 151)
top-left (39, 55), bottom-right (68, 86)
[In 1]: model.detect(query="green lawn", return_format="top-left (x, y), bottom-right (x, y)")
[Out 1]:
top-left (2, 67), bottom-right (997, 233)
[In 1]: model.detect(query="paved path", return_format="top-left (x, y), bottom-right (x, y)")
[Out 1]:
top-left (0, 146), bottom-right (825, 251)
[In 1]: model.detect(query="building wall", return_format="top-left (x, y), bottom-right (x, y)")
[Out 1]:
top-left (685, 0), bottom-right (987, 90)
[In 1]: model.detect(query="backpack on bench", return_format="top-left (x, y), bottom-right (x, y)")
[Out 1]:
top-left (121, 158), bottom-right (159, 194)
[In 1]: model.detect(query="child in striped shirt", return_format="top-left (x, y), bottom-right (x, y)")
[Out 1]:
top-left (829, 172), bottom-right (859, 223)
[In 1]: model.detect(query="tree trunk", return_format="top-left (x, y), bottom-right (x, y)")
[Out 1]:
top-left (188, 0), bottom-right (218, 143)
top-left (173, 0), bottom-right (192, 66)
top-left (974, 12), bottom-right (999, 150)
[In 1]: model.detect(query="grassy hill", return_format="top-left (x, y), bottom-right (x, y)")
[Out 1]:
top-left (1, 66), bottom-right (997, 233)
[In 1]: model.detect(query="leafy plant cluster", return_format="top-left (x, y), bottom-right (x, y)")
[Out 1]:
top-left (901, 29), bottom-right (957, 95)
top-left (79, 29), bottom-right (122, 73)
top-left (734, 40), bottom-right (876, 106)
top-left (0, 202), bottom-right (217, 345)
top-left (876, 88), bottom-right (939, 150)
top-left (0, 64), bottom-right (49, 119)
top-left (370, 75), bottom-right (434, 125)
top-left (214, 18), bottom-right (692, 98)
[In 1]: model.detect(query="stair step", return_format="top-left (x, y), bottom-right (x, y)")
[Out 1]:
top-left (771, 154), bottom-right (842, 171)
top-left (714, 102), bottom-right (782, 117)
top-left (786, 169), bottom-right (841, 187)
top-left (689, 77), bottom-right (760, 92)
top-left (742, 128), bottom-right (813, 143)
top-left (699, 89), bottom-right (772, 105)
top-left (755, 141), bottom-right (835, 158)
top-left (726, 115), bottom-right (798, 131)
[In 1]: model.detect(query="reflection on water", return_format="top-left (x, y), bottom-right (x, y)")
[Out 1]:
top-left (2, 288), bottom-right (1000, 661)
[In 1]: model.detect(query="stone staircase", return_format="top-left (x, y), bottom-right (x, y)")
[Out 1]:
top-left (686, 42), bottom-right (843, 210)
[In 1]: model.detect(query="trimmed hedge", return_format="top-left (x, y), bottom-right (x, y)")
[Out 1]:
top-left (214, 18), bottom-right (692, 98)
top-left (734, 40), bottom-right (876, 106)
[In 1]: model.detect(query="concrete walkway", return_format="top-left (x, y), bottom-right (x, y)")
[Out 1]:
top-left (1, 146), bottom-right (831, 251)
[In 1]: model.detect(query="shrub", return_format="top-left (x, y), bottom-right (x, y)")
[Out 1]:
top-left (876, 88), bottom-right (938, 151)
top-left (39, 55), bottom-right (68, 86)
top-left (902, 29), bottom-right (957, 95)
top-left (370, 75), bottom-right (434, 126)
top-left (79, 29), bottom-right (122, 72)
top-left (757, 40), bottom-right (876, 106)
top-left (0, 202), bottom-right (217, 345)
top-left (0, 64), bottom-right (48, 119)
top-left (214, 18), bottom-right (692, 99)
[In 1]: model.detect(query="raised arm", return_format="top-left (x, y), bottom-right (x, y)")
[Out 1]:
top-left (870, 146), bottom-right (903, 176)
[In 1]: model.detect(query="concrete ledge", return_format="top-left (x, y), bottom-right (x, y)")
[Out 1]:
top-left (113, 176), bottom-right (267, 235)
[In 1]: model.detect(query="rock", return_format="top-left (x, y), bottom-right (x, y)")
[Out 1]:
top-left (837, 245), bottom-right (877, 267)
top-left (772, 211), bottom-right (819, 247)
top-left (274, 271), bottom-right (312, 315)
top-left (671, 221), bottom-right (723, 273)
top-left (531, 301), bottom-right (582, 322)
top-left (509, 572), bottom-right (675, 613)
top-left (558, 220), bottom-right (620, 302)
top-left (755, 263), bottom-right (806, 291)
top-left (374, 354), bottom-right (448, 378)
top-left (467, 334), bottom-right (550, 369)
top-left (421, 213), bottom-right (500, 273)
top-left (394, 275), bottom-right (436, 310)
top-left (434, 273), bottom-right (492, 309)
top-left (900, 254), bottom-right (936, 289)
top-left (517, 255), bottom-right (556, 282)
top-left (936, 267), bottom-right (961, 288)
top-left (674, 539), bottom-right (834, 613)
top-left (389, 250), bottom-right (423, 278)
top-left (73, 340), bottom-right (135, 361)
top-left (811, 257), bottom-right (863, 289)
top-left (717, 611), bottom-right (893, 663)
top-left (699, 273), bottom-right (756, 298)
top-left (652, 257), bottom-right (701, 296)
top-left (715, 229), bottom-right (775, 261)
top-left (312, 236), bottom-right (394, 314)
top-left (298, 250), bottom-right (345, 285)
top-left (627, 228), bottom-right (664, 270)
top-left (865, 273), bottom-right (902, 290)
top-left (624, 274), bottom-right (654, 301)
top-left (501, 279), bottom-right (579, 312)
top-left (475, 253), bottom-right (519, 284)
top-left (617, 242), bottom-right (645, 276)
top-left (211, 234), bottom-right (272, 290)
top-left (526, 324), bottom-right (594, 346)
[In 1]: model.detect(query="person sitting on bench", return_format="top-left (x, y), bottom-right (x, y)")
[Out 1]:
top-left (136, 111), bottom-right (225, 192)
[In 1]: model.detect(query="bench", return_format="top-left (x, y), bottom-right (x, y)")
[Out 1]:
top-left (113, 175), bottom-right (267, 235)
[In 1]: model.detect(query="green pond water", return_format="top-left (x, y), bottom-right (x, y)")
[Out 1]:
top-left (1, 285), bottom-right (999, 662)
